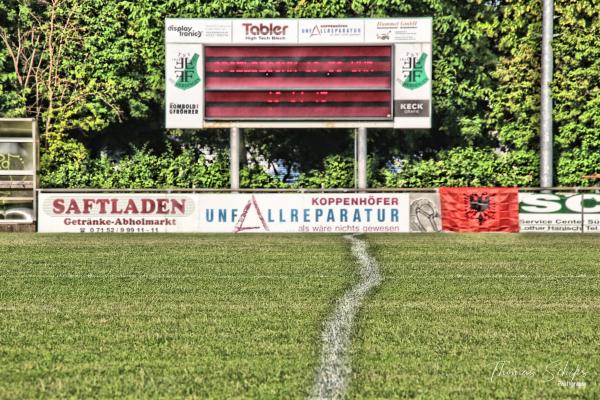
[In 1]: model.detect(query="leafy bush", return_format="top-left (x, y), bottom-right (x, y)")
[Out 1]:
top-left (41, 142), bottom-right (270, 189)
top-left (382, 147), bottom-right (539, 188)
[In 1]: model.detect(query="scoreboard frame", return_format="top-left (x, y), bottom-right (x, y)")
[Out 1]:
top-left (165, 18), bottom-right (432, 129)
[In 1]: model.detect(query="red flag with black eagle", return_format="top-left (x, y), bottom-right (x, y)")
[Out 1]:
top-left (439, 187), bottom-right (519, 232)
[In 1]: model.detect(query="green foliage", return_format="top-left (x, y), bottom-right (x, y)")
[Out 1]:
top-left (552, 1), bottom-right (600, 185)
top-left (241, 164), bottom-right (286, 188)
top-left (489, 1), bottom-right (542, 152)
top-left (382, 147), bottom-right (539, 187)
top-left (40, 133), bottom-right (91, 188)
top-left (40, 143), bottom-right (288, 189)
top-left (295, 155), bottom-right (355, 188)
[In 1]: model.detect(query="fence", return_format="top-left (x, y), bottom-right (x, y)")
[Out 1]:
top-left (33, 187), bottom-right (600, 234)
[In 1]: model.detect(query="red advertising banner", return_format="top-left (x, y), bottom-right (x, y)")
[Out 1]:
top-left (440, 187), bottom-right (519, 232)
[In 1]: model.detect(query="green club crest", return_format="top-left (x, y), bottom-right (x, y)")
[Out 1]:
top-left (401, 52), bottom-right (428, 90)
top-left (175, 53), bottom-right (201, 90)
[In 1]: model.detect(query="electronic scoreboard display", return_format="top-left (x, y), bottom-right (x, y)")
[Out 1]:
top-left (204, 46), bottom-right (392, 120)
top-left (165, 18), bottom-right (432, 129)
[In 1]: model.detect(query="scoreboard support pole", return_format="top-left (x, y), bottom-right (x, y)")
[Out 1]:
top-left (540, 0), bottom-right (554, 188)
top-left (230, 127), bottom-right (240, 191)
top-left (357, 127), bottom-right (368, 191)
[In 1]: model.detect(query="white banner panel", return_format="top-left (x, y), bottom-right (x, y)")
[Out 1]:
top-left (166, 18), bottom-right (432, 45)
top-left (409, 193), bottom-right (441, 232)
top-left (165, 19), bottom-right (232, 43)
top-left (232, 19), bottom-right (298, 44)
top-left (165, 43), bottom-right (204, 129)
top-left (364, 18), bottom-right (432, 43)
top-left (38, 193), bottom-right (410, 233)
top-left (393, 43), bottom-right (432, 129)
top-left (519, 193), bottom-right (600, 233)
top-left (297, 19), bottom-right (364, 43)
top-left (196, 193), bottom-right (410, 233)
top-left (38, 193), bottom-right (200, 233)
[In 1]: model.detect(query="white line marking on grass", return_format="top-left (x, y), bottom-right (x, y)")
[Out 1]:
top-left (310, 234), bottom-right (382, 400)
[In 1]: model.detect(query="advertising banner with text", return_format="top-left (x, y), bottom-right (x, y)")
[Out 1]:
top-left (38, 193), bottom-right (200, 233)
top-left (38, 193), bottom-right (410, 233)
top-left (195, 193), bottom-right (409, 233)
top-left (519, 193), bottom-right (600, 233)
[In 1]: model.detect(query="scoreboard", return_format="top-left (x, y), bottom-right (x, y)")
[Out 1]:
top-left (165, 18), bottom-right (432, 129)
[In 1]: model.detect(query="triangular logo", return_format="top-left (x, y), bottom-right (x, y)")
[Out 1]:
top-left (233, 195), bottom-right (270, 233)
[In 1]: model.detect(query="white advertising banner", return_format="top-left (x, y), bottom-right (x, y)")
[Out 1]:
top-left (409, 192), bottom-right (441, 232)
top-left (231, 19), bottom-right (298, 44)
top-left (165, 43), bottom-right (204, 129)
top-left (38, 193), bottom-right (410, 233)
top-left (165, 19), bottom-right (232, 43)
top-left (519, 193), bottom-right (600, 233)
top-left (165, 18), bottom-right (431, 45)
top-left (364, 18), bottom-right (432, 43)
top-left (196, 193), bottom-right (410, 233)
top-left (38, 193), bottom-right (200, 233)
top-left (297, 19), bottom-right (365, 43)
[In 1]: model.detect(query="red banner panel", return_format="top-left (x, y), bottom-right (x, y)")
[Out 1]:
top-left (205, 91), bottom-right (391, 119)
top-left (440, 187), bottom-right (519, 232)
top-left (205, 46), bottom-right (392, 90)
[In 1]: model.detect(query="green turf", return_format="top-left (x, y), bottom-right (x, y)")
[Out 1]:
top-left (2, 233), bottom-right (599, 399)
top-left (349, 234), bottom-right (600, 399)
top-left (0, 234), bottom-right (354, 399)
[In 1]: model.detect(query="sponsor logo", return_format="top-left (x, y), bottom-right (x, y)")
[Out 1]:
top-left (377, 31), bottom-right (391, 40)
top-left (394, 100), bottom-right (430, 117)
top-left (398, 52), bottom-right (428, 90)
top-left (171, 53), bottom-right (201, 90)
top-left (410, 197), bottom-right (441, 232)
top-left (167, 25), bottom-right (203, 38)
top-left (243, 23), bottom-right (288, 37)
top-left (374, 20), bottom-right (418, 41)
top-left (50, 198), bottom-right (189, 215)
top-left (234, 195), bottom-right (270, 233)
top-left (300, 24), bottom-right (361, 37)
top-left (465, 192), bottom-right (496, 225)
top-left (377, 20), bottom-right (417, 29)
top-left (169, 103), bottom-right (199, 115)
top-left (202, 195), bottom-right (407, 233)
top-left (520, 194), bottom-right (600, 213)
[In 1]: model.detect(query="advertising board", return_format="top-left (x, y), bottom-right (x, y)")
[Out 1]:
top-left (38, 193), bottom-right (199, 233)
top-left (409, 193), bottom-right (441, 232)
top-left (519, 193), bottom-right (600, 233)
top-left (164, 18), bottom-right (432, 129)
top-left (38, 193), bottom-right (410, 233)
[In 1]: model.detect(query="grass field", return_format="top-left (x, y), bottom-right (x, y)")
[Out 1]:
top-left (0, 234), bottom-right (354, 398)
top-left (349, 234), bottom-right (600, 399)
top-left (1, 233), bottom-right (599, 399)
